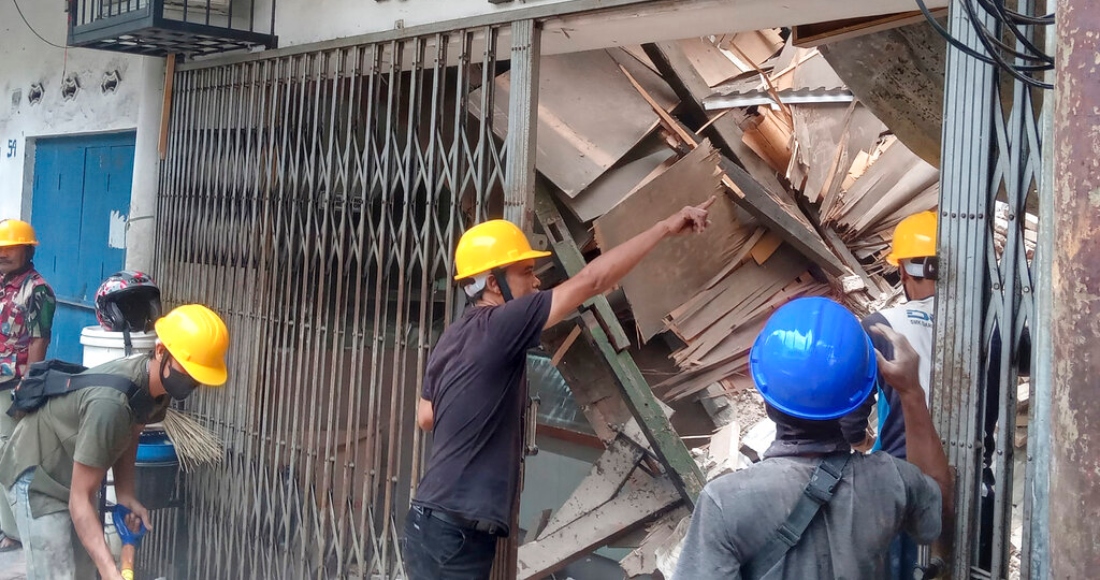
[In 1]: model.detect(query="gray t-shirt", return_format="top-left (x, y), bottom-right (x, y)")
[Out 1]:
top-left (672, 452), bottom-right (941, 580)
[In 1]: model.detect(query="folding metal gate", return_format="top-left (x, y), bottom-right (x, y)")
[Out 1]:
top-left (934, 0), bottom-right (1049, 577)
top-left (153, 24), bottom-right (518, 579)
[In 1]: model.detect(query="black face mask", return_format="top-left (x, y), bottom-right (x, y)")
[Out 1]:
top-left (159, 354), bottom-right (200, 401)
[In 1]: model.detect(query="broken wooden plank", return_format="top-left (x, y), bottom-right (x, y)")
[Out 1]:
top-left (654, 515), bottom-right (693, 578)
top-left (542, 322), bottom-right (632, 444)
top-left (721, 29), bottom-right (785, 68)
top-left (749, 231), bottom-right (784, 265)
top-left (577, 309), bottom-right (705, 504)
top-left (822, 225), bottom-right (883, 300)
top-left (593, 141), bottom-right (740, 341)
top-left (538, 436), bottom-right (646, 540)
top-left (677, 38), bottom-right (746, 87)
top-left (620, 507), bottom-right (693, 577)
top-left (516, 473), bottom-right (681, 580)
top-left (549, 325), bottom-right (583, 368)
top-left (720, 154), bottom-right (847, 275)
top-left (831, 138), bottom-right (939, 230)
top-left (740, 106), bottom-right (794, 174)
top-left (791, 102), bottom-right (887, 205)
top-left (668, 245), bottom-right (808, 344)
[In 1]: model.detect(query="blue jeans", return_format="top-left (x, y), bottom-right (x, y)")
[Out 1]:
top-left (887, 532), bottom-right (919, 580)
top-left (403, 505), bottom-right (497, 580)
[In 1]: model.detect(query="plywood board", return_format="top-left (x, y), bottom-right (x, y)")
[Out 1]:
top-left (678, 38), bottom-right (746, 88)
top-left (724, 29), bottom-right (785, 68)
top-left (469, 48), bottom-right (678, 198)
top-left (593, 142), bottom-right (738, 342)
top-left (563, 136), bottom-right (678, 222)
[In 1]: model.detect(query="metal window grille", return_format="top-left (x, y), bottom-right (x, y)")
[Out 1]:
top-left (152, 25), bottom-right (513, 579)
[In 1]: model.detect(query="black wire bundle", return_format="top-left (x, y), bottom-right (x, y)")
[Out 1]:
top-left (915, 0), bottom-right (1055, 90)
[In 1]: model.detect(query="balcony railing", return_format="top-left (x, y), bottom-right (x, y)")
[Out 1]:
top-left (68, 0), bottom-right (277, 57)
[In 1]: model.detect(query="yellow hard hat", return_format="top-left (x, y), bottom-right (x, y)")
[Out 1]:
top-left (155, 304), bottom-right (230, 386)
top-left (454, 219), bottom-right (551, 281)
top-left (0, 220), bottom-right (38, 247)
top-left (886, 211), bottom-right (938, 266)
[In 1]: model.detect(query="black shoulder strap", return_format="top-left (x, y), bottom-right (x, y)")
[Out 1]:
top-left (742, 453), bottom-right (853, 580)
top-left (51, 373), bottom-right (140, 398)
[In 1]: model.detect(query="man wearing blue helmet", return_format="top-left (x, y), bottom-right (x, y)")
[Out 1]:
top-left (672, 297), bottom-right (952, 580)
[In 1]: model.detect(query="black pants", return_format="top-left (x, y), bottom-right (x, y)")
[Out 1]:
top-left (404, 506), bottom-right (497, 580)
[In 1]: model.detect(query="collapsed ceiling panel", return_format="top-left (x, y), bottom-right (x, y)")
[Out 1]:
top-left (470, 48), bottom-right (679, 198)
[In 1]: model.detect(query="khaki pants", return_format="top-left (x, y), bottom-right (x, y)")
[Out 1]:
top-left (0, 392), bottom-right (19, 542)
top-left (9, 470), bottom-right (95, 580)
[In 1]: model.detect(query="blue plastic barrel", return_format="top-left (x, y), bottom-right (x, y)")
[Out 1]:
top-left (135, 430), bottom-right (179, 509)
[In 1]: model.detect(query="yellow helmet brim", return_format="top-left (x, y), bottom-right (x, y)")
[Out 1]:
top-left (454, 249), bottom-right (552, 281)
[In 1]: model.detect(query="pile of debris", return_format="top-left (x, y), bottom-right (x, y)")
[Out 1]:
top-left (482, 31), bottom-right (939, 412)
top-left (488, 32), bottom-right (936, 577)
top-left (500, 29), bottom-right (1040, 579)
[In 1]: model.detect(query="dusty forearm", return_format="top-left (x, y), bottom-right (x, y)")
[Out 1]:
top-left (70, 494), bottom-right (117, 574)
top-left (577, 221), bottom-right (670, 294)
top-left (112, 428), bottom-right (142, 500)
top-left (899, 391), bottom-right (954, 517)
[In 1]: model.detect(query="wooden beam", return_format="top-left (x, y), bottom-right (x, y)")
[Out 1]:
top-left (641, 41), bottom-right (787, 196)
top-left (791, 9), bottom-right (949, 48)
top-left (821, 226), bottom-right (883, 299)
top-left (535, 186), bottom-right (706, 506)
top-left (158, 54), bottom-right (177, 160)
top-left (719, 152), bottom-right (848, 276)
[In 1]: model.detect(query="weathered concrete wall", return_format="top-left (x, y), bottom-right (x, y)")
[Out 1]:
top-left (0, 1), bottom-right (163, 270)
top-left (819, 22), bottom-right (947, 168)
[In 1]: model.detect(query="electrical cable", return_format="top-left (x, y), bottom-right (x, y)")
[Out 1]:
top-left (914, 0), bottom-right (1054, 90)
top-left (962, 0), bottom-right (1054, 89)
top-left (11, 0), bottom-right (69, 50)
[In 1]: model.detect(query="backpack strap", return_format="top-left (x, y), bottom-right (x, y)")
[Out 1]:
top-left (741, 452), bottom-right (853, 579)
top-left (50, 373), bottom-right (140, 398)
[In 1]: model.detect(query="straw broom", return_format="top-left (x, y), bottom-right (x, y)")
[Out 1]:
top-left (161, 408), bottom-right (224, 472)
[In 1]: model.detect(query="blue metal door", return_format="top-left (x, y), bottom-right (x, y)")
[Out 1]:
top-left (31, 133), bottom-right (134, 363)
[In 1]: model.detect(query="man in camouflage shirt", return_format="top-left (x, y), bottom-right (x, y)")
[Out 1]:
top-left (0, 219), bottom-right (56, 552)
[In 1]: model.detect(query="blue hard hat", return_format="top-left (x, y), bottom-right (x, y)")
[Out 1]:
top-left (749, 297), bottom-right (878, 421)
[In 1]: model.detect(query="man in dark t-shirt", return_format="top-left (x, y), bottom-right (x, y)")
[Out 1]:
top-left (404, 199), bottom-right (715, 579)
